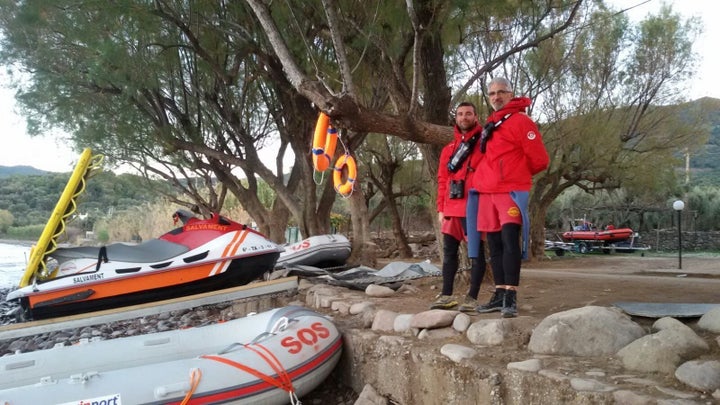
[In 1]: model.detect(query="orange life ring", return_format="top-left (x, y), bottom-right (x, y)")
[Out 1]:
top-left (333, 154), bottom-right (357, 196)
top-left (311, 113), bottom-right (338, 171)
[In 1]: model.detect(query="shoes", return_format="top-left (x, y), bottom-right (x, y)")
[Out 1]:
top-left (501, 290), bottom-right (518, 318)
top-left (475, 289), bottom-right (505, 313)
top-left (430, 295), bottom-right (458, 310)
top-left (458, 296), bottom-right (479, 313)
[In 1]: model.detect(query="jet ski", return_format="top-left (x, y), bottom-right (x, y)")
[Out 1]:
top-left (7, 209), bottom-right (283, 320)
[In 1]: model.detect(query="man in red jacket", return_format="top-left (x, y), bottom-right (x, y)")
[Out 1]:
top-left (433, 102), bottom-right (487, 311)
top-left (470, 78), bottom-right (549, 317)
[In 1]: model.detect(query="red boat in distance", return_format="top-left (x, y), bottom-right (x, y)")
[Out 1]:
top-left (561, 222), bottom-right (635, 243)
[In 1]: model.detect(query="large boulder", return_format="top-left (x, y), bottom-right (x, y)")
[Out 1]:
top-left (528, 306), bottom-right (645, 356)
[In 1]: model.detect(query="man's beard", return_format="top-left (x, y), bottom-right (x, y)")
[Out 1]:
top-left (459, 122), bottom-right (477, 131)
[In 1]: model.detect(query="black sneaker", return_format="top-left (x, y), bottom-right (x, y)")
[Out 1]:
top-left (501, 290), bottom-right (517, 318)
top-left (475, 289), bottom-right (504, 313)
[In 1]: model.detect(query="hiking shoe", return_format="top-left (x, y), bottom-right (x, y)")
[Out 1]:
top-left (430, 295), bottom-right (458, 310)
top-left (501, 290), bottom-right (518, 318)
top-left (475, 289), bottom-right (504, 313)
top-left (458, 296), bottom-right (479, 313)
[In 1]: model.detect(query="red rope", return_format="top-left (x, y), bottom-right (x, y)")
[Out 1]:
top-left (180, 368), bottom-right (202, 405)
top-left (243, 343), bottom-right (293, 391)
top-left (201, 343), bottom-right (295, 394)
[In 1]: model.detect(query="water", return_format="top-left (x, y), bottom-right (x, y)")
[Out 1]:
top-left (0, 242), bottom-right (31, 289)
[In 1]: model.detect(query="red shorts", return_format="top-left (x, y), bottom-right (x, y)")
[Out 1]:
top-left (477, 193), bottom-right (522, 232)
top-left (441, 216), bottom-right (466, 242)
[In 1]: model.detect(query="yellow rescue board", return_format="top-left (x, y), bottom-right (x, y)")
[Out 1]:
top-left (19, 148), bottom-right (103, 287)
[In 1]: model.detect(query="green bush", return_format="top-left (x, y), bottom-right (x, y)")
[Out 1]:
top-left (5, 225), bottom-right (45, 241)
top-left (96, 228), bottom-right (110, 243)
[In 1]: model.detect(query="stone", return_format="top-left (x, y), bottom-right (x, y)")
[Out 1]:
top-left (528, 306), bottom-right (645, 356)
top-left (440, 343), bottom-right (477, 363)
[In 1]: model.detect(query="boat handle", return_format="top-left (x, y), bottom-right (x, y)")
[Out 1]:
top-left (270, 316), bottom-right (290, 334)
top-left (244, 317), bottom-right (298, 346)
top-left (4, 360), bottom-right (35, 370)
top-left (155, 381), bottom-right (191, 398)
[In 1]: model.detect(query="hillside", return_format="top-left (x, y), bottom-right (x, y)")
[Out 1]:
top-left (687, 97), bottom-right (720, 185)
top-left (0, 171), bottom-right (170, 228)
top-left (0, 165), bottom-right (51, 178)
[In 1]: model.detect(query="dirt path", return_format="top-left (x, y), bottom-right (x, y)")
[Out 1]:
top-left (376, 253), bottom-right (720, 318)
top-left (520, 254), bottom-right (720, 316)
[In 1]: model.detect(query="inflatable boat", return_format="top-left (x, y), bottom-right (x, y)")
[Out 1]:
top-left (561, 227), bottom-right (635, 243)
top-left (6, 148), bottom-right (282, 320)
top-left (276, 234), bottom-right (351, 269)
top-left (0, 306), bottom-right (342, 404)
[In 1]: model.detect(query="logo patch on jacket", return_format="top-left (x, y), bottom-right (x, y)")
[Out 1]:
top-left (527, 131), bottom-right (537, 140)
top-left (507, 207), bottom-right (520, 217)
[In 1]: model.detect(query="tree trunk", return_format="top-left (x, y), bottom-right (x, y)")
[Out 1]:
top-left (421, 144), bottom-right (443, 261)
top-left (266, 201), bottom-right (291, 243)
top-left (387, 198), bottom-right (413, 258)
top-left (347, 187), bottom-right (375, 268)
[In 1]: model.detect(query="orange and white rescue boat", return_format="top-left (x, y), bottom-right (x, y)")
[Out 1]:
top-left (7, 211), bottom-right (282, 320)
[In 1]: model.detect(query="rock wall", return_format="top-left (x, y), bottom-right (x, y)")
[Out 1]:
top-left (639, 229), bottom-right (720, 251)
top-left (338, 331), bottom-right (499, 404)
top-left (547, 229), bottom-right (720, 252)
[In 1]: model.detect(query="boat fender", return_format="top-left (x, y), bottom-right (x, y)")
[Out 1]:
top-left (311, 112), bottom-right (338, 171)
top-left (333, 154), bottom-right (357, 197)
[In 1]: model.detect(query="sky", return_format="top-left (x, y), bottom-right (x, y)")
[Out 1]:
top-left (0, 0), bottom-right (718, 173)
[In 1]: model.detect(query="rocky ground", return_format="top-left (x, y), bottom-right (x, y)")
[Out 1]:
top-left (304, 253), bottom-right (720, 404)
top-left (2, 252), bottom-right (720, 404)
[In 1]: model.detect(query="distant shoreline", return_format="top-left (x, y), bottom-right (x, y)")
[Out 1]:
top-left (0, 239), bottom-right (35, 247)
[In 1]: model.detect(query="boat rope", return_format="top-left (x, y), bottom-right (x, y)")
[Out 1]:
top-left (180, 367), bottom-right (202, 405)
top-left (201, 342), bottom-right (300, 404)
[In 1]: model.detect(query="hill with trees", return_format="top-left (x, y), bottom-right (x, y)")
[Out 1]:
top-left (0, 170), bottom-right (171, 238)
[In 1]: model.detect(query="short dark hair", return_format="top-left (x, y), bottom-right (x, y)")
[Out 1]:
top-left (456, 101), bottom-right (477, 114)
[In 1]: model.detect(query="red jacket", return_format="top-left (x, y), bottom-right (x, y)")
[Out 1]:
top-left (469, 97), bottom-right (549, 193)
top-left (437, 124), bottom-right (483, 217)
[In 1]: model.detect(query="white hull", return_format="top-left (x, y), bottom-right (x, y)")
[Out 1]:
top-left (277, 234), bottom-right (351, 268)
top-left (7, 227), bottom-right (282, 320)
top-left (0, 306), bottom-right (342, 404)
